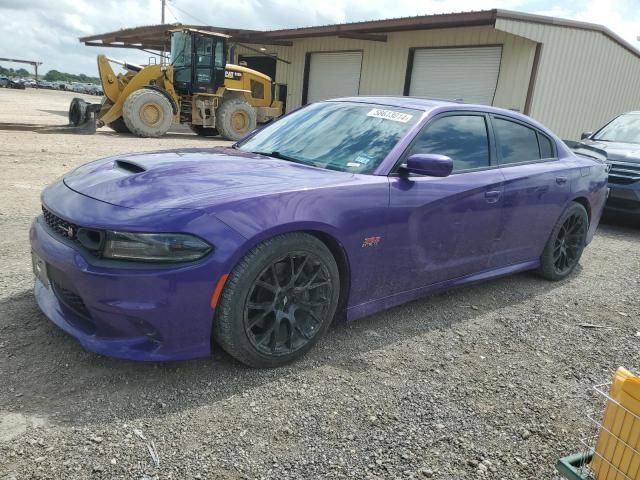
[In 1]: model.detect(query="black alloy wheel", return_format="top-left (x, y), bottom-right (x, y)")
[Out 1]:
top-left (552, 212), bottom-right (587, 274)
top-left (214, 233), bottom-right (340, 368)
top-left (244, 252), bottom-right (333, 356)
top-left (538, 202), bottom-right (589, 281)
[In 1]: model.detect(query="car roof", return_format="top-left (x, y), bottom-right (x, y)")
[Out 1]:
top-left (326, 95), bottom-right (552, 132)
top-left (328, 95), bottom-right (458, 111)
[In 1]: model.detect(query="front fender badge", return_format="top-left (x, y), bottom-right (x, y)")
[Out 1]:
top-left (362, 236), bottom-right (382, 248)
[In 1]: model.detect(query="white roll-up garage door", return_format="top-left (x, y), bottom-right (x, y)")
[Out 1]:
top-left (306, 51), bottom-right (363, 103)
top-left (408, 46), bottom-right (502, 105)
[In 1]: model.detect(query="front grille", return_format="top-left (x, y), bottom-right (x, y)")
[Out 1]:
top-left (41, 206), bottom-right (103, 255)
top-left (42, 206), bottom-right (78, 241)
top-left (608, 161), bottom-right (640, 185)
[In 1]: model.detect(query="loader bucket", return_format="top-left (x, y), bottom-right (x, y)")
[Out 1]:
top-left (68, 97), bottom-right (100, 134)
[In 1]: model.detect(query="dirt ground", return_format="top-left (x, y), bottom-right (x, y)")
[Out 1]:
top-left (0, 88), bottom-right (639, 480)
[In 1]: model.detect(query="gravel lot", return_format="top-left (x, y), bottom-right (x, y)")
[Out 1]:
top-left (0, 88), bottom-right (639, 480)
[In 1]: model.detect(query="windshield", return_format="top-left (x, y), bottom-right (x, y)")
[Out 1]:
top-left (170, 32), bottom-right (191, 67)
top-left (237, 101), bottom-right (421, 174)
top-left (593, 114), bottom-right (640, 144)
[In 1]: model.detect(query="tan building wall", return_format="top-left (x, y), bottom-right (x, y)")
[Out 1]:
top-left (496, 18), bottom-right (640, 139)
top-left (238, 20), bottom-right (640, 140)
top-left (237, 25), bottom-right (537, 114)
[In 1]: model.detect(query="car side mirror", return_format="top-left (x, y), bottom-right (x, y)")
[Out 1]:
top-left (404, 153), bottom-right (453, 177)
top-left (581, 131), bottom-right (593, 140)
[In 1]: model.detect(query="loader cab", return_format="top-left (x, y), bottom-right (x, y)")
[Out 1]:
top-left (170, 29), bottom-right (228, 95)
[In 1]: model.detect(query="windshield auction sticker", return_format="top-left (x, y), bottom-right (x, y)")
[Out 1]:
top-left (367, 108), bottom-right (413, 123)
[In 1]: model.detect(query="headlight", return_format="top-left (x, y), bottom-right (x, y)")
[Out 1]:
top-left (102, 231), bottom-right (212, 263)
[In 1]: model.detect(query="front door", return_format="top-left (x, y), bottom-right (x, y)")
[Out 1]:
top-left (385, 113), bottom-right (505, 293)
top-left (193, 34), bottom-right (226, 93)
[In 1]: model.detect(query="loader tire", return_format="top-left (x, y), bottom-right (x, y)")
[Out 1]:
top-left (190, 125), bottom-right (219, 137)
top-left (68, 98), bottom-right (87, 127)
top-left (122, 89), bottom-right (173, 138)
top-left (107, 117), bottom-right (131, 134)
top-left (215, 98), bottom-right (257, 141)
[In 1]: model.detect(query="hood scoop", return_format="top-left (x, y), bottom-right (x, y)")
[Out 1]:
top-left (115, 159), bottom-right (146, 174)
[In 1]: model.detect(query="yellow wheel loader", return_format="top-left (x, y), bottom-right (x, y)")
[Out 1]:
top-left (69, 29), bottom-right (283, 141)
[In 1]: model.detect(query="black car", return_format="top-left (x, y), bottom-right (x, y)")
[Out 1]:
top-left (579, 112), bottom-right (640, 218)
top-left (7, 79), bottom-right (26, 90)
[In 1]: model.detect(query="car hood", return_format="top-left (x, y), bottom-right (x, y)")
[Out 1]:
top-left (63, 147), bottom-right (352, 210)
top-left (581, 140), bottom-right (640, 163)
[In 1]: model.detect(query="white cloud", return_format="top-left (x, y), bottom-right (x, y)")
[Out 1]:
top-left (0, 0), bottom-right (638, 76)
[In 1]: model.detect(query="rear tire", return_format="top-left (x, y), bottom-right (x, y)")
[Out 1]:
top-left (215, 98), bottom-right (257, 141)
top-left (107, 117), bottom-right (131, 134)
top-left (537, 202), bottom-right (589, 281)
top-left (190, 124), bottom-right (219, 137)
top-left (214, 233), bottom-right (340, 368)
top-left (122, 89), bottom-right (173, 138)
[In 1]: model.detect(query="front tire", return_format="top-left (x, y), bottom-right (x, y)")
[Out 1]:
top-left (215, 98), bottom-right (257, 141)
top-left (214, 233), bottom-right (340, 368)
top-left (538, 202), bottom-right (589, 281)
top-left (122, 89), bottom-right (173, 138)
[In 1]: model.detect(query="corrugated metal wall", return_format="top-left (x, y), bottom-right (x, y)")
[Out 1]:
top-left (235, 26), bottom-right (536, 113)
top-left (496, 18), bottom-right (640, 139)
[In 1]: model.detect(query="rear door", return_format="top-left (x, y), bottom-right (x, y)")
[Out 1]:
top-left (305, 51), bottom-right (362, 103)
top-left (385, 112), bottom-right (505, 293)
top-left (491, 115), bottom-right (573, 265)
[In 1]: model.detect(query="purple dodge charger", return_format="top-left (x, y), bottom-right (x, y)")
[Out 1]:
top-left (30, 97), bottom-right (608, 367)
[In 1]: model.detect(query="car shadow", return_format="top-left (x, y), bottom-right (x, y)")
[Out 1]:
top-left (0, 268), bottom-right (567, 426)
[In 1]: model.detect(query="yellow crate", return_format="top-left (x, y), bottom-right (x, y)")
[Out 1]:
top-left (592, 367), bottom-right (640, 480)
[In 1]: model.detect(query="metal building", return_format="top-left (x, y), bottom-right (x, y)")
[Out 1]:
top-left (80, 9), bottom-right (640, 139)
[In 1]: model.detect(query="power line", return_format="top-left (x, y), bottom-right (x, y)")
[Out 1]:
top-left (164, 2), bottom-right (180, 23)
top-left (169, 1), bottom-right (210, 26)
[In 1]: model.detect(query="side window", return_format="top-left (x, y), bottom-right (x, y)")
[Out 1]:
top-left (538, 132), bottom-right (555, 159)
top-left (494, 117), bottom-right (540, 164)
top-left (196, 37), bottom-right (213, 65)
top-left (406, 115), bottom-right (490, 171)
top-left (214, 40), bottom-right (225, 68)
top-left (250, 79), bottom-right (265, 99)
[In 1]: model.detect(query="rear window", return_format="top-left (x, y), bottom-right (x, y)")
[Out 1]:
top-left (494, 118), bottom-right (540, 164)
top-left (538, 133), bottom-right (554, 159)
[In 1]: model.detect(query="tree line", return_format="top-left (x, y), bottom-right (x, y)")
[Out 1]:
top-left (0, 65), bottom-right (100, 84)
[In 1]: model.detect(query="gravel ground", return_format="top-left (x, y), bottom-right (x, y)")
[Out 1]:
top-left (0, 88), bottom-right (639, 480)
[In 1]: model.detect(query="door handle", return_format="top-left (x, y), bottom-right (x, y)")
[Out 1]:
top-left (556, 176), bottom-right (568, 185)
top-left (485, 190), bottom-right (501, 203)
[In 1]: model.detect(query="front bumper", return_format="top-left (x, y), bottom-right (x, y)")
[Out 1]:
top-left (30, 216), bottom-right (222, 361)
top-left (605, 182), bottom-right (640, 217)
top-left (29, 180), bottom-right (248, 361)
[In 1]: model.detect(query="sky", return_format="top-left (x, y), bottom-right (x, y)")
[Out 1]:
top-left (0, 0), bottom-right (639, 76)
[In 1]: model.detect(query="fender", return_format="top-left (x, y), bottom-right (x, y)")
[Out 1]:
top-left (219, 220), bottom-right (349, 274)
top-left (214, 221), bottom-right (352, 315)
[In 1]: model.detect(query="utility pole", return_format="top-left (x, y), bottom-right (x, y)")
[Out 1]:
top-left (160, 0), bottom-right (167, 65)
